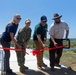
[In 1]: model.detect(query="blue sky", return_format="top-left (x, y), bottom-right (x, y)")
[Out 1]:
top-left (0, 0), bottom-right (76, 38)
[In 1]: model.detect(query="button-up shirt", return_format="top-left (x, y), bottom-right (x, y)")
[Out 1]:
top-left (49, 21), bottom-right (69, 39)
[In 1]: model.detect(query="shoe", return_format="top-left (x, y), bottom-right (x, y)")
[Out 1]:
top-left (6, 69), bottom-right (16, 75)
top-left (6, 69), bottom-right (12, 73)
top-left (41, 63), bottom-right (47, 67)
top-left (55, 64), bottom-right (61, 67)
top-left (23, 66), bottom-right (28, 70)
top-left (37, 65), bottom-right (42, 69)
top-left (20, 65), bottom-right (28, 73)
top-left (51, 67), bottom-right (55, 71)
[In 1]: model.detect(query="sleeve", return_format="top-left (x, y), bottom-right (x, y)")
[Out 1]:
top-left (49, 24), bottom-right (54, 36)
top-left (29, 28), bottom-right (32, 39)
top-left (44, 24), bottom-right (48, 39)
top-left (26, 28), bottom-right (32, 41)
top-left (16, 29), bottom-right (24, 46)
top-left (8, 25), bottom-right (14, 33)
top-left (64, 22), bottom-right (69, 30)
top-left (21, 28), bottom-right (32, 45)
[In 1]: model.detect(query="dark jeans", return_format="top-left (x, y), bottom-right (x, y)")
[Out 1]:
top-left (1, 38), bottom-right (10, 71)
top-left (49, 38), bottom-right (63, 68)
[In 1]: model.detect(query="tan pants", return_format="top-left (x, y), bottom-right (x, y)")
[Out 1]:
top-left (34, 41), bottom-right (44, 66)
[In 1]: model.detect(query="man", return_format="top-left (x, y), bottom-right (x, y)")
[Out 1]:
top-left (16, 19), bottom-right (32, 73)
top-left (49, 13), bottom-right (69, 71)
top-left (33, 15), bottom-right (48, 69)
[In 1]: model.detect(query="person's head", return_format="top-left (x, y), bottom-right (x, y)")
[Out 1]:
top-left (25, 19), bottom-right (31, 28)
top-left (40, 15), bottom-right (47, 26)
top-left (6, 14), bottom-right (21, 28)
top-left (52, 13), bottom-right (62, 24)
top-left (13, 14), bottom-right (21, 24)
top-left (8, 14), bottom-right (21, 25)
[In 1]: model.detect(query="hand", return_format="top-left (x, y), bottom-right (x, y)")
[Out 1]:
top-left (18, 45), bottom-right (22, 49)
top-left (44, 38), bottom-right (46, 41)
top-left (65, 37), bottom-right (68, 40)
top-left (54, 42), bottom-right (58, 46)
top-left (25, 44), bottom-right (28, 48)
top-left (43, 44), bottom-right (46, 48)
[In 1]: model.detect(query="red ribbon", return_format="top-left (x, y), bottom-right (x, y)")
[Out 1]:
top-left (0, 47), bottom-right (29, 55)
top-left (31, 46), bottom-right (64, 56)
top-left (0, 46), bottom-right (64, 56)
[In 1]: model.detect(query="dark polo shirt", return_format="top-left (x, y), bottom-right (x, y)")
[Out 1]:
top-left (33, 23), bottom-right (48, 41)
top-left (1, 23), bottom-right (18, 42)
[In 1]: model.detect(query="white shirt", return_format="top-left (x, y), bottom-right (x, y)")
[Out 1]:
top-left (49, 21), bottom-right (69, 39)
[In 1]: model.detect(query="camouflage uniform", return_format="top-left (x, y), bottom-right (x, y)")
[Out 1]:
top-left (15, 26), bottom-right (32, 66)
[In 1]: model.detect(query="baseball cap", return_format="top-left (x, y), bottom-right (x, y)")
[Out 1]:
top-left (41, 15), bottom-right (47, 21)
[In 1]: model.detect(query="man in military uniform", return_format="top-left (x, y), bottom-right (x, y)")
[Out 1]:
top-left (15, 19), bottom-right (32, 73)
top-left (33, 15), bottom-right (48, 69)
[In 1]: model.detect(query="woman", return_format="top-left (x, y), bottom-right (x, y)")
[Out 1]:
top-left (1, 14), bottom-right (22, 74)
top-left (16, 19), bottom-right (32, 73)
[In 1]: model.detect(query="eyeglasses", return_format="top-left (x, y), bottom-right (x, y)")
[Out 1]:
top-left (16, 18), bottom-right (21, 20)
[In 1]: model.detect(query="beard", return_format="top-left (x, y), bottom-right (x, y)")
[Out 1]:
top-left (55, 20), bottom-right (60, 24)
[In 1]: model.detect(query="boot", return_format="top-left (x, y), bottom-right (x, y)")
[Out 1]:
top-left (41, 63), bottom-right (47, 67)
top-left (6, 69), bottom-right (16, 75)
top-left (55, 63), bottom-right (61, 67)
top-left (19, 65), bottom-right (28, 73)
top-left (37, 64), bottom-right (42, 69)
top-left (51, 67), bottom-right (55, 71)
top-left (23, 65), bottom-right (28, 69)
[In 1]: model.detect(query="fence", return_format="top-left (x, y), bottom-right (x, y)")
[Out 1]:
top-left (0, 50), bottom-right (5, 75)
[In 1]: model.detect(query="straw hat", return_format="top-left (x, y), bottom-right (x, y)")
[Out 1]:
top-left (52, 13), bottom-right (62, 20)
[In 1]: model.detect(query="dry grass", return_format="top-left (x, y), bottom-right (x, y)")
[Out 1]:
top-left (44, 50), bottom-right (76, 72)
top-left (61, 50), bottom-right (76, 71)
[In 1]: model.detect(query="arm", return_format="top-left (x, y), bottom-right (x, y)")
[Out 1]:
top-left (42, 31), bottom-right (47, 44)
top-left (37, 34), bottom-right (45, 48)
top-left (49, 25), bottom-right (57, 46)
top-left (10, 32), bottom-right (22, 49)
top-left (44, 24), bottom-right (48, 41)
top-left (64, 22), bottom-right (69, 39)
top-left (50, 35), bottom-right (58, 46)
top-left (65, 30), bottom-right (69, 39)
top-left (44, 29), bottom-right (48, 42)
top-left (24, 28), bottom-right (32, 48)
top-left (26, 28), bottom-right (32, 41)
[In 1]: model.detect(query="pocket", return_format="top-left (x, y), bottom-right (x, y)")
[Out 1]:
top-left (54, 29), bottom-right (59, 34)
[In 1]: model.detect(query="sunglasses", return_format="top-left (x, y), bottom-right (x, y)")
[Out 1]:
top-left (16, 18), bottom-right (21, 20)
top-left (42, 21), bottom-right (47, 23)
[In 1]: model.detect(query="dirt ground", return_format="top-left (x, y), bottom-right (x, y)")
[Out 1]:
top-left (0, 50), bottom-right (76, 75)
top-left (16, 67), bottom-right (76, 75)
top-left (14, 50), bottom-right (76, 75)
top-left (0, 67), bottom-right (76, 75)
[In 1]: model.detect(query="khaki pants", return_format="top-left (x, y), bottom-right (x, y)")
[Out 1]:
top-left (34, 41), bottom-right (44, 66)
